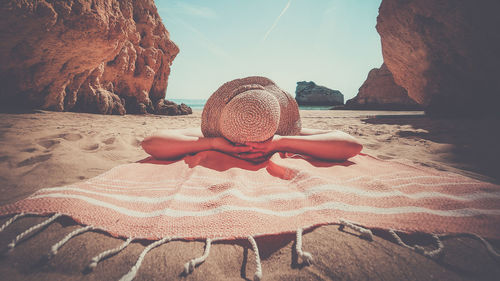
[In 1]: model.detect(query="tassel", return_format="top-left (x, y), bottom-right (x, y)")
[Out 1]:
top-left (248, 236), bottom-right (263, 281)
top-left (295, 228), bottom-right (313, 265)
top-left (119, 237), bottom-right (172, 281)
top-left (0, 213), bottom-right (26, 233)
top-left (440, 233), bottom-right (500, 259)
top-left (389, 230), bottom-right (444, 258)
top-left (8, 213), bottom-right (62, 250)
top-left (414, 234), bottom-right (444, 258)
top-left (472, 234), bottom-right (500, 258)
top-left (339, 219), bottom-right (373, 241)
top-left (184, 238), bottom-right (213, 275)
top-left (48, 225), bottom-right (93, 258)
top-left (88, 237), bottom-right (134, 270)
top-left (388, 229), bottom-right (414, 251)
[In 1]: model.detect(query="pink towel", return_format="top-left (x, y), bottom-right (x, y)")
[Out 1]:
top-left (1, 151), bottom-right (499, 240)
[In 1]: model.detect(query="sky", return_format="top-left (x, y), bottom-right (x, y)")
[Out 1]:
top-left (156, 0), bottom-right (383, 101)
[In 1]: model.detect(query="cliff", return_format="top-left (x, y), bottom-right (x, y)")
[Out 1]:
top-left (377, 0), bottom-right (500, 116)
top-left (346, 64), bottom-right (421, 110)
top-left (0, 0), bottom-right (188, 115)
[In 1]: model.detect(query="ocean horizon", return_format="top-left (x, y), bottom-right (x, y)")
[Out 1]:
top-left (169, 98), bottom-right (334, 110)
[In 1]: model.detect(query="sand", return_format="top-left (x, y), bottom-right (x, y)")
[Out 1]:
top-left (0, 109), bottom-right (499, 281)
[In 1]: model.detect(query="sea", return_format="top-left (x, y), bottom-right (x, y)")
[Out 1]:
top-left (169, 99), bottom-right (333, 110)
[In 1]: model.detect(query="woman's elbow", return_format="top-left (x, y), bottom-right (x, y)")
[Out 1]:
top-left (351, 141), bottom-right (363, 156)
top-left (141, 137), bottom-right (158, 157)
top-left (341, 141), bottom-right (363, 160)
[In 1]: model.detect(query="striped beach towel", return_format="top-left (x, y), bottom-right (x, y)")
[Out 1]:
top-left (1, 151), bottom-right (499, 280)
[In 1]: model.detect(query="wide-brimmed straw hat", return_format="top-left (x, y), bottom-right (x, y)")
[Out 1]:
top-left (201, 76), bottom-right (302, 144)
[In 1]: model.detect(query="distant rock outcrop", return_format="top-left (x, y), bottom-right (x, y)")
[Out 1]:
top-left (0, 0), bottom-right (188, 115)
top-left (155, 99), bottom-right (192, 115)
top-left (377, 0), bottom-right (500, 116)
top-left (346, 64), bottom-right (421, 110)
top-left (295, 81), bottom-right (343, 106)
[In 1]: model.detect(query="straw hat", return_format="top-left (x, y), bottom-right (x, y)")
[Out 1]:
top-left (201, 76), bottom-right (301, 143)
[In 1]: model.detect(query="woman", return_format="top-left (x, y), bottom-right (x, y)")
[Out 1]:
top-left (142, 76), bottom-right (362, 162)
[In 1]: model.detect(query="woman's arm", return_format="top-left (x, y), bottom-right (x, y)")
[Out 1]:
top-left (141, 128), bottom-right (251, 159)
top-left (246, 129), bottom-right (363, 161)
top-left (142, 128), bottom-right (362, 161)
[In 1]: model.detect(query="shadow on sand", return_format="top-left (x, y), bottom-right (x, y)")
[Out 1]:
top-left (363, 114), bottom-right (500, 183)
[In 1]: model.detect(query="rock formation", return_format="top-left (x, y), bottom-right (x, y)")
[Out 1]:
top-left (0, 0), bottom-right (188, 115)
top-left (155, 99), bottom-right (192, 115)
top-left (295, 81), bottom-right (343, 106)
top-left (346, 64), bottom-right (421, 110)
top-left (377, 0), bottom-right (500, 116)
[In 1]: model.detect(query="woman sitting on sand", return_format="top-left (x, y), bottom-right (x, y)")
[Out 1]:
top-left (142, 76), bottom-right (362, 162)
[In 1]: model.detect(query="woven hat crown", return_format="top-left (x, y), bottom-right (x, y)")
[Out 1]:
top-left (202, 76), bottom-right (301, 143)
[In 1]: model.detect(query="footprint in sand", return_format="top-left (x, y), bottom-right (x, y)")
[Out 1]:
top-left (365, 143), bottom-right (381, 150)
top-left (17, 154), bottom-right (52, 167)
top-left (82, 143), bottom-right (100, 151)
top-left (102, 137), bottom-right (116, 145)
top-left (60, 133), bottom-right (83, 141)
top-left (46, 133), bottom-right (83, 142)
top-left (37, 139), bottom-right (61, 149)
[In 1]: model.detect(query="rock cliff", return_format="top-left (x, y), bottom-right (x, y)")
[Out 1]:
top-left (377, 0), bottom-right (500, 116)
top-left (0, 0), bottom-right (188, 115)
top-left (295, 81), bottom-right (343, 106)
top-left (346, 64), bottom-right (421, 110)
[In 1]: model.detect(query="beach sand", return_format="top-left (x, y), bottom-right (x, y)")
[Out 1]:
top-left (0, 109), bottom-right (499, 281)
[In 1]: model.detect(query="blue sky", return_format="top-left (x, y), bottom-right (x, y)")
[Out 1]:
top-left (156, 0), bottom-right (383, 101)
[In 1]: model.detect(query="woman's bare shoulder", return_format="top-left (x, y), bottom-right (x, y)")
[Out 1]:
top-left (299, 128), bottom-right (359, 142)
top-left (153, 128), bottom-right (204, 138)
top-left (299, 128), bottom-right (332, 136)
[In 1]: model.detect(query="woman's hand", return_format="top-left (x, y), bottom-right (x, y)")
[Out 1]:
top-left (211, 138), bottom-right (269, 162)
top-left (210, 136), bottom-right (282, 163)
top-left (236, 152), bottom-right (269, 163)
top-left (241, 135), bottom-right (281, 160)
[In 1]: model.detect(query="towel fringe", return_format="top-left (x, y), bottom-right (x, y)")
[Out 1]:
top-left (184, 238), bottom-right (213, 275)
top-left (0, 213), bottom-right (26, 233)
top-left (339, 219), bottom-right (373, 241)
top-left (415, 234), bottom-right (444, 258)
top-left (48, 225), bottom-right (94, 258)
top-left (88, 237), bottom-right (134, 270)
top-left (389, 229), bottom-right (418, 250)
top-left (438, 233), bottom-right (500, 259)
top-left (118, 237), bottom-right (172, 281)
top-left (1, 213), bottom-right (498, 279)
top-left (295, 228), bottom-right (313, 265)
top-left (389, 229), bottom-right (444, 258)
top-left (248, 236), bottom-right (263, 281)
top-left (7, 213), bottom-right (62, 251)
top-left (469, 235), bottom-right (500, 258)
